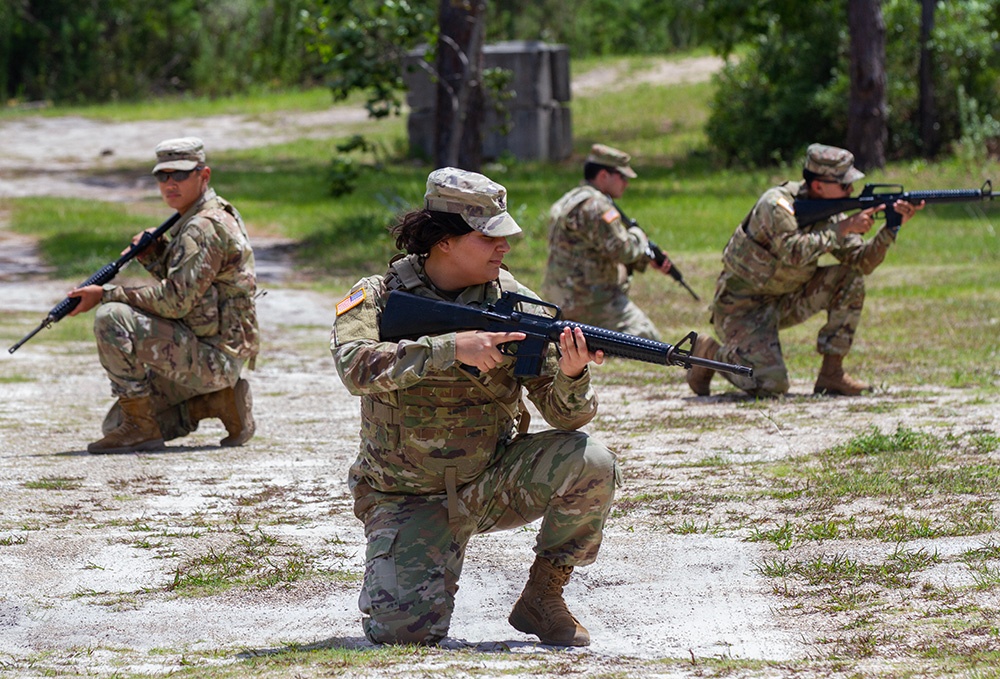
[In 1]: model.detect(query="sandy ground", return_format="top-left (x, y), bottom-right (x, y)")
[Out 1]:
top-left (2, 56), bottom-right (998, 678)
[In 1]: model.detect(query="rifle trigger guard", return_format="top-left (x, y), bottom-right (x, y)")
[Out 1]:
top-left (667, 331), bottom-right (698, 367)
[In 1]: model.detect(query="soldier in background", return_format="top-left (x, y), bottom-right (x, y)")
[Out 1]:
top-left (331, 167), bottom-right (618, 647)
top-left (542, 143), bottom-right (674, 340)
top-left (68, 137), bottom-right (258, 453)
top-left (686, 143), bottom-right (923, 398)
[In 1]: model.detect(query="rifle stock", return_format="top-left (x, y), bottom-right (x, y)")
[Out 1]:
top-left (379, 290), bottom-right (751, 378)
top-left (8, 212), bottom-right (181, 354)
top-left (794, 180), bottom-right (993, 232)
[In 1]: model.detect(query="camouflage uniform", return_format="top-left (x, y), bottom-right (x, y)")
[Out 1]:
top-left (95, 186), bottom-right (259, 438)
top-left (332, 254), bottom-right (618, 645)
top-left (710, 176), bottom-right (895, 396)
top-left (541, 145), bottom-right (661, 340)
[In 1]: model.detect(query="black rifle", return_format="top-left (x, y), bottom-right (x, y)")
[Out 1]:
top-left (794, 180), bottom-right (993, 233)
top-left (615, 202), bottom-right (701, 301)
top-left (646, 240), bottom-right (701, 301)
top-left (380, 290), bottom-right (751, 378)
top-left (8, 212), bottom-right (181, 354)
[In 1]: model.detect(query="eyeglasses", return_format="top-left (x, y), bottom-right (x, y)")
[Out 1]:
top-left (816, 178), bottom-right (853, 191)
top-left (154, 167), bottom-right (203, 183)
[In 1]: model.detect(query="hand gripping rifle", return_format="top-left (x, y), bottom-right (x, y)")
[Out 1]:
top-left (379, 290), bottom-right (752, 378)
top-left (614, 201), bottom-right (701, 301)
top-left (8, 212), bottom-right (181, 354)
top-left (793, 180), bottom-right (994, 234)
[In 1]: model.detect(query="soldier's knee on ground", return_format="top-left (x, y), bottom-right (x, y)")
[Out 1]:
top-left (363, 616), bottom-right (446, 646)
top-left (747, 375), bottom-right (789, 398)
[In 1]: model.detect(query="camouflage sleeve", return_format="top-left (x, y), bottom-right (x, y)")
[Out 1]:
top-left (523, 362), bottom-right (598, 430)
top-left (137, 239), bottom-right (169, 278)
top-left (579, 197), bottom-right (649, 265)
top-left (330, 278), bottom-right (458, 395)
top-left (832, 225), bottom-right (895, 275)
top-left (101, 216), bottom-right (222, 317)
top-left (753, 189), bottom-right (839, 266)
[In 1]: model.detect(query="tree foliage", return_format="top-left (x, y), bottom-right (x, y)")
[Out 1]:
top-left (704, 0), bottom-right (1000, 166)
top-left (303, 0), bottom-right (437, 119)
top-left (0, 0), bottom-right (322, 103)
top-left (488, 0), bottom-right (707, 55)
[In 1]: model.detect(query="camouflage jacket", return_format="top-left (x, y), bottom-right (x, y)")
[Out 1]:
top-left (541, 183), bottom-right (650, 309)
top-left (717, 180), bottom-right (896, 298)
top-left (101, 188), bottom-right (259, 361)
top-left (331, 254), bottom-right (598, 496)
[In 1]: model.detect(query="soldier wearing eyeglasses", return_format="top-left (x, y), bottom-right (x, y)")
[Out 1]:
top-left (685, 143), bottom-right (923, 398)
top-left (541, 143), bottom-right (673, 341)
top-left (67, 137), bottom-right (259, 453)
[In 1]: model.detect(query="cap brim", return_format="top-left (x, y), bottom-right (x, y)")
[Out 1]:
top-left (152, 159), bottom-right (199, 174)
top-left (842, 167), bottom-right (865, 184)
top-left (466, 212), bottom-right (522, 237)
top-left (620, 166), bottom-right (637, 179)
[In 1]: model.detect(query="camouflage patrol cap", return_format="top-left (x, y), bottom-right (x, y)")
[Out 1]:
top-left (586, 143), bottom-right (637, 178)
top-left (424, 167), bottom-right (522, 237)
top-left (152, 137), bottom-right (206, 174)
top-left (804, 143), bottom-right (865, 184)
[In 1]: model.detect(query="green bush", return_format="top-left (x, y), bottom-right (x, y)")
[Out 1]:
top-left (0, 0), bottom-right (323, 104)
top-left (706, 0), bottom-right (1000, 166)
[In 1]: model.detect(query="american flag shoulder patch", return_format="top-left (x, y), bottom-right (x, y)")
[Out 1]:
top-left (601, 208), bottom-right (621, 224)
top-left (336, 288), bottom-right (366, 316)
top-left (776, 197), bottom-right (795, 215)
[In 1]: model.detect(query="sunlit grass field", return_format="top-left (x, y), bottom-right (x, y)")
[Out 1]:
top-left (4, 58), bottom-right (999, 390)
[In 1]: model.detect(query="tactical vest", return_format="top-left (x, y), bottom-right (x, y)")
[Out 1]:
top-left (720, 215), bottom-right (779, 288)
top-left (719, 186), bottom-right (792, 289)
top-left (544, 185), bottom-right (628, 302)
top-left (550, 184), bottom-right (601, 228)
top-left (197, 197), bottom-right (259, 363)
top-left (358, 256), bottom-right (527, 507)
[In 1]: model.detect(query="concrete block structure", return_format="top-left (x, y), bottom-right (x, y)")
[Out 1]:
top-left (402, 40), bottom-right (572, 162)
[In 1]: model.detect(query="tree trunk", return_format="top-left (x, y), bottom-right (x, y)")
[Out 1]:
top-left (435, 0), bottom-right (486, 171)
top-left (918, 0), bottom-right (939, 157)
top-left (846, 0), bottom-right (887, 170)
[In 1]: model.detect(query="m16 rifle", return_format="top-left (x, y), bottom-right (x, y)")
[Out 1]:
top-left (8, 212), bottom-right (181, 354)
top-left (380, 290), bottom-right (751, 378)
top-left (614, 202), bottom-right (701, 301)
top-left (794, 180), bottom-right (993, 233)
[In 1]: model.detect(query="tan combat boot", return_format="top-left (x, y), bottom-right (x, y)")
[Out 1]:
top-left (508, 557), bottom-right (590, 647)
top-left (187, 378), bottom-right (255, 447)
top-left (88, 396), bottom-right (165, 454)
top-left (814, 354), bottom-right (871, 396)
top-left (685, 334), bottom-right (721, 396)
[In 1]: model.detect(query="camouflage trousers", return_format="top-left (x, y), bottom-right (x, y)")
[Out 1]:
top-left (349, 429), bottom-right (618, 645)
top-left (563, 294), bottom-right (662, 341)
top-left (95, 302), bottom-right (242, 439)
top-left (712, 265), bottom-right (865, 396)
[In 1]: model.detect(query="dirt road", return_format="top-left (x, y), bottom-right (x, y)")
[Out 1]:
top-left (2, 56), bottom-right (998, 678)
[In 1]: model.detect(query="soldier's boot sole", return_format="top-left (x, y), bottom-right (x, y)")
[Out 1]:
top-left (88, 437), bottom-right (166, 455)
top-left (686, 335), bottom-right (721, 396)
top-left (221, 378), bottom-right (255, 447)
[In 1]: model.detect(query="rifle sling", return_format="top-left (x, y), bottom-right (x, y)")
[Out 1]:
top-left (456, 365), bottom-right (530, 439)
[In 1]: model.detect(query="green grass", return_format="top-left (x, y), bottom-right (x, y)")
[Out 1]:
top-left (22, 476), bottom-right (85, 491)
top-left (0, 86), bottom-right (357, 122)
top-left (167, 525), bottom-right (356, 596)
